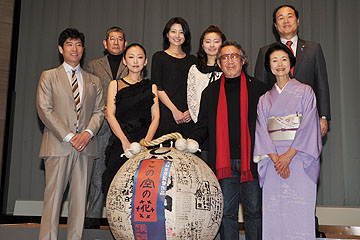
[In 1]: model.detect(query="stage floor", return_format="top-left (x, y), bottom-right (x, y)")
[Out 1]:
top-left (0, 218), bottom-right (359, 239)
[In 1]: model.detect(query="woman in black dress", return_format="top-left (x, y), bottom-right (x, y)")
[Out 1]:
top-left (151, 17), bottom-right (196, 138)
top-left (102, 43), bottom-right (160, 194)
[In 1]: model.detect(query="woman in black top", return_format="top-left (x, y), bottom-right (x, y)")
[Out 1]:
top-left (102, 43), bottom-right (160, 194)
top-left (151, 17), bottom-right (196, 138)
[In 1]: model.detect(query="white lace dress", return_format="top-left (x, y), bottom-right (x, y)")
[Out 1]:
top-left (187, 64), bottom-right (222, 122)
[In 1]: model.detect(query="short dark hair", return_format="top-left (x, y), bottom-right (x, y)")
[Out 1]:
top-left (58, 28), bottom-right (85, 48)
top-left (123, 43), bottom-right (147, 58)
top-left (105, 26), bottom-right (126, 41)
top-left (197, 25), bottom-right (226, 69)
top-left (273, 4), bottom-right (299, 24)
top-left (264, 43), bottom-right (296, 73)
top-left (217, 40), bottom-right (249, 70)
top-left (162, 17), bottom-right (191, 53)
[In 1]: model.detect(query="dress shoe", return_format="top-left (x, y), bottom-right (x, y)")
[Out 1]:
top-left (84, 217), bottom-right (100, 229)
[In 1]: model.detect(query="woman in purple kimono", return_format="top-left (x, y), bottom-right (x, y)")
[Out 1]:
top-left (253, 43), bottom-right (322, 239)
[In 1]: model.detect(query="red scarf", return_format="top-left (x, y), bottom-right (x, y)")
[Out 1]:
top-left (216, 71), bottom-right (253, 182)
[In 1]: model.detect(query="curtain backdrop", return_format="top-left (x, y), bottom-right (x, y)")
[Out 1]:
top-left (5, 0), bottom-right (360, 213)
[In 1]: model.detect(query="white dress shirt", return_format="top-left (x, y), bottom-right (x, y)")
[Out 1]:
top-left (280, 35), bottom-right (298, 56)
top-left (62, 62), bottom-right (93, 142)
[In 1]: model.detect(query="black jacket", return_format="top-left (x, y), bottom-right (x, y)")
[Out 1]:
top-left (190, 74), bottom-right (268, 179)
top-left (254, 39), bottom-right (330, 119)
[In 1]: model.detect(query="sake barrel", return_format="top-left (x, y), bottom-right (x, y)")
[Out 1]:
top-left (106, 147), bottom-right (223, 240)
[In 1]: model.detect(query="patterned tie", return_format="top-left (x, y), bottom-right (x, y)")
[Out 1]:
top-left (71, 69), bottom-right (80, 132)
top-left (286, 41), bottom-right (295, 76)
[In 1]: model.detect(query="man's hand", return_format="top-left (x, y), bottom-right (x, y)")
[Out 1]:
top-left (70, 131), bottom-right (91, 152)
top-left (320, 118), bottom-right (328, 137)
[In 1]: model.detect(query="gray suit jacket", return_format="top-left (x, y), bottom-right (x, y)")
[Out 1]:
top-left (36, 65), bottom-right (105, 157)
top-left (254, 39), bottom-right (331, 119)
top-left (86, 55), bottom-right (128, 105)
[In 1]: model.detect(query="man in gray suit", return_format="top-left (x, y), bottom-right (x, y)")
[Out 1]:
top-left (36, 28), bottom-right (104, 240)
top-left (84, 26), bottom-right (128, 229)
top-left (254, 4), bottom-right (330, 137)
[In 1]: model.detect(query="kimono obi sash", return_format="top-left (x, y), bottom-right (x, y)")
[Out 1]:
top-left (267, 113), bottom-right (302, 141)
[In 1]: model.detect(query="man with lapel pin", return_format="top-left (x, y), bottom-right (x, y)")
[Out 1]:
top-left (254, 5), bottom-right (330, 237)
top-left (36, 28), bottom-right (104, 239)
top-left (84, 26), bottom-right (128, 229)
top-left (255, 4), bottom-right (331, 137)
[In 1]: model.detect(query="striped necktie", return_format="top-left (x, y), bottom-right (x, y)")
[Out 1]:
top-left (286, 41), bottom-right (295, 76)
top-left (71, 69), bottom-right (80, 132)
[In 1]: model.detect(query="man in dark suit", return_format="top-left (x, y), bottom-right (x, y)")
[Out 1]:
top-left (254, 5), bottom-right (330, 237)
top-left (254, 4), bottom-right (330, 137)
top-left (84, 26), bottom-right (128, 228)
top-left (191, 40), bottom-right (267, 240)
top-left (36, 28), bottom-right (104, 239)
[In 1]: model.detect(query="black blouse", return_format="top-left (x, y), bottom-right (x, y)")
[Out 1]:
top-left (151, 51), bottom-right (196, 112)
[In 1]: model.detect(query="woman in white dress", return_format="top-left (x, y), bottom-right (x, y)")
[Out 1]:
top-left (187, 25), bottom-right (226, 161)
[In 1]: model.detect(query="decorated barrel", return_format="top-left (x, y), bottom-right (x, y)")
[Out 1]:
top-left (106, 147), bottom-right (223, 240)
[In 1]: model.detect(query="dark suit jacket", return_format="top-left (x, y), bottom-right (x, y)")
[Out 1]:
top-left (190, 74), bottom-right (268, 179)
top-left (254, 39), bottom-right (331, 119)
top-left (36, 65), bottom-right (105, 157)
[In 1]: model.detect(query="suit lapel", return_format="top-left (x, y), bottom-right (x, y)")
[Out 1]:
top-left (294, 39), bottom-right (306, 76)
top-left (99, 56), bottom-right (113, 80)
top-left (116, 61), bottom-right (127, 80)
top-left (246, 76), bottom-right (254, 113)
top-left (81, 70), bottom-right (89, 106)
top-left (212, 79), bottom-right (221, 110)
top-left (58, 65), bottom-right (74, 100)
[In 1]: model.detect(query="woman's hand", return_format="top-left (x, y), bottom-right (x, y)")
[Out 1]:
top-left (183, 110), bottom-right (192, 123)
top-left (172, 108), bottom-right (185, 124)
top-left (121, 139), bottom-right (131, 152)
top-left (269, 153), bottom-right (290, 178)
top-left (274, 148), bottom-right (298, 177)
top-left (279, 166), bottom-right (290, 179)
top-left (268, 153), bottom-right (279, 163)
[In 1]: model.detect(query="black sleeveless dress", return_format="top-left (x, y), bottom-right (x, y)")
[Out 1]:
top-left (102, 78), bottom-right (154, 194)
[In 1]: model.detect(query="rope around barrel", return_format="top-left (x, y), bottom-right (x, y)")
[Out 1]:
top-left (140, 132), bottom-right (183, 147)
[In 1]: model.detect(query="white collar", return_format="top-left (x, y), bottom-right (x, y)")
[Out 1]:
top-left (63, 62), bottom-right (81, 73)
top-left (280, 35), bottom-right (298, 46)
top-left (275, 79), bottom-right (291, 94)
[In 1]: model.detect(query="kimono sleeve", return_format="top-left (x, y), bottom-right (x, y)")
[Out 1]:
top-left (253, 93), bottom-right (278, 162)
top-left (290, 86), bottom-right (322, 159)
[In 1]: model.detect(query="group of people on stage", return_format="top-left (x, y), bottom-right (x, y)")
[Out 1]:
top-left (36, 3), bottom-right (330, 240)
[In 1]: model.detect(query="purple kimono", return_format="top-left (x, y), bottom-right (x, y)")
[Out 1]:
top-left (254, 79), bottom-right (322, 239)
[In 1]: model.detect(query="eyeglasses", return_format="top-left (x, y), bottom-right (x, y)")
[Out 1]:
top-left (108, 36), bottom-right (124, 42)
top-left (220, 53), bottom-right (242, 62)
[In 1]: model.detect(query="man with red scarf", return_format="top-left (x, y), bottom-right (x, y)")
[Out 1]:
top-left (190, 40), bottom-right (267, 240)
